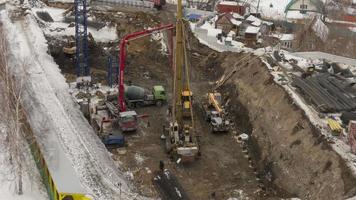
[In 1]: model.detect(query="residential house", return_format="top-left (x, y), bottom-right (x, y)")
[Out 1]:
top-left (276, 34), bottom-right (295, 50)
top-left (244, 26), bottom-right (260, 46)
top-left (225, 36), bottom-right (233, 45)
top-left (215, 12), bottom-right (242, 34)
top-left (246, 15), bottom-right (274, 34)
top-left (217, 1), bottom-right (246, 16)
top-left (343, 4), bottom-right (356, 23)
top-left (284, 0), bottom-right (324, 22)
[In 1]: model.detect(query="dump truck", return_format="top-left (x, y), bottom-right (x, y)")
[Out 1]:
top-left (125, 85), bottom-right (167, 108)
top-left (203, 93), bottom-right (230, 133)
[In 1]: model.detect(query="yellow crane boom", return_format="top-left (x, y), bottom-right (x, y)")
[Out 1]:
top-left (208, 93), bottom-right (223, 114)
top-left (167, 0), bottom-right (199, 162)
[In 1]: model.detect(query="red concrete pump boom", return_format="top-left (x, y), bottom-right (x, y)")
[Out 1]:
top-left (118, 24), bottom-right (175, 112)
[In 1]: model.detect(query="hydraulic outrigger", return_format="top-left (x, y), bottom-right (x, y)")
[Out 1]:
top-left (164, 0), bottom-right (199, 162)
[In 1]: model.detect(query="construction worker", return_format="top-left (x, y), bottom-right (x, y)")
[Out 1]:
top-left (159, 160), bottom-right (164, 171)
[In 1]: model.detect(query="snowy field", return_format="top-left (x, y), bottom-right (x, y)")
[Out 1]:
top-left (32, 7), bottom-right (118, 42)
top-left (0, 124), bottom-right (48, 200)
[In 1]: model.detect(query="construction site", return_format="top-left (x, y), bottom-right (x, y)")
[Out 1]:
top-left (2, 0), bottom-right (356, 200)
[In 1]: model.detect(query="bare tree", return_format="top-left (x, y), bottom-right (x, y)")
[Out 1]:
top-left (0, 21), bottom-right (26, 195)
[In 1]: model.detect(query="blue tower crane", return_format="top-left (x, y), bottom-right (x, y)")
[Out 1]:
top-left (75, 0), bottom-right (90, 79)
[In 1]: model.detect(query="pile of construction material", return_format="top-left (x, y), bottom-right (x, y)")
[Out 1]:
top-left (292, 74), bottom-right (356, 113)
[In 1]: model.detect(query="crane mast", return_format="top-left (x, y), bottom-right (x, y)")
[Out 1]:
top-left (172, 0), bottom-right (184, 125)
top-left (75, 0), bottom-right (90, 82)
top-left (167, 0), bottom-right (199, 162)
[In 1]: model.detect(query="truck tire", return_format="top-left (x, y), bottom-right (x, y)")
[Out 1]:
top-left (137, 101), bottom-right (143, 107)
top-left (156, 100), bottom-right (163, 107)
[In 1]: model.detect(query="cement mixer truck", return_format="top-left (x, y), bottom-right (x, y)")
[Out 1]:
top-left (125, 85), bottom-right (167, 108)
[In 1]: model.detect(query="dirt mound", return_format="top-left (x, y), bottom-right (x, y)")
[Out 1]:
top-left (216, 53), bottom-right (356, 199)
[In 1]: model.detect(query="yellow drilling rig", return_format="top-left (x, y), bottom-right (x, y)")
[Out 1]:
top-left (164, 0), bottom-right (199, 163)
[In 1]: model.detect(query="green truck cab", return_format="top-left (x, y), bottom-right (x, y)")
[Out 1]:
top-left (152, 85), bottom-right (167, 106)
top-left (125, 85), bottom-right (167, 107)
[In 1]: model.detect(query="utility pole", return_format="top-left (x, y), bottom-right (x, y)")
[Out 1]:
top-left (256, 0), bottom-right (260, 14)
top-left (117, 182), bottom-right (122, 199)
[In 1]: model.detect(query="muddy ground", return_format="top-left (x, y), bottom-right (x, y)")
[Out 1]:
top-left (46, 4), bottom-right (356, 200)
top-left (211, 52), bottom-right (356, 199)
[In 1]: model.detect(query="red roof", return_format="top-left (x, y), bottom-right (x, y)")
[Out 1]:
top-left (217, 2), bottom-right (246, 15)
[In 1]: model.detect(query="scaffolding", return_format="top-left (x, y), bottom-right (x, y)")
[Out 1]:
top-left (75, 0), bottom-right (90, 78)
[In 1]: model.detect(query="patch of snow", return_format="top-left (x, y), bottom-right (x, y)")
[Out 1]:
top-left (0, 124), bottom-right (48, 200)
top-left (44, 21), bottom-right (118, 42)
top-left (232, 12), bottom-right (243, 19)
top-left (346, 6), bottom-right (356, 15)
top-left (349, 26), bottom-right (356, 32)
top-left (227, 189), bottom-right (250, 200)
top-left (245, 26), bottom-right (260, 34)
top-left (251, 20), bottom-right (261, 26)
top-left (262, 20), bottom-right (274, 26)
top-left (218, 1), bottom-right (242, 6)
top-left (272, 33), bottom-right (295, 41)
top-left (207, 28), bottom-right (222, 37)
top-left (151, 31), bottom-right (168, 54)
top-left (90, 26), bottom-right (118, 43)
top-left (33, 7), bottom-right (118, 42)
top-left (312, 17), bottom-right (329, 42)
top-left (286, 10), bottom-right (318, 20)
top-left (231, 18), bottom-right (242, 26)
top-left (200, 21), bottom-right (222, 37)
top-left (134, 153), bottom-right (146, 165)
top-left (280, 33), bottom-right (294, 41)
top-left (228, 30), bottom-right (236, 37)
top-left (246, 15), bottom-right (261, 23)
top-left (231, 40), bottom-right (245, 48)
top-left (200, 21), bottom-right (215, 30)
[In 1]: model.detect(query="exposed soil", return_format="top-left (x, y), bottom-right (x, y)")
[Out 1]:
top-left (46, 5), bottom-right (356, 200)
top-left (212, 51), bottom-right (356, 199)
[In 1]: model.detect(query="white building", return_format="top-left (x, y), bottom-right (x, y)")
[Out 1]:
top-left (284, 0), bottom-right (324, 22)
top-left (279, 34), bottom-right (294, 50)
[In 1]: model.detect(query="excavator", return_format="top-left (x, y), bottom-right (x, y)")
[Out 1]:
top-left (164, 0), bottom-right (199, 162)
top-left (203, 92), bottom-right (230, 133)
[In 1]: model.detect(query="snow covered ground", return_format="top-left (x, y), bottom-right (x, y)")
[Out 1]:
top-left (1, 4), bottom-right (150, 200)
top-left (192, 21), bottom-right (254, 53)
top-left (0, 124), bottom-right (48, 200)
top-left (33, 7), bottom-right (118, 42)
